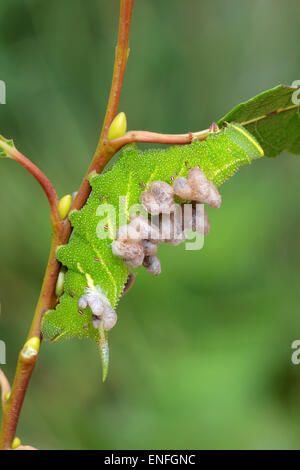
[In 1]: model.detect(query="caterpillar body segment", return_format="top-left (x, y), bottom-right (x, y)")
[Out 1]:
top-left (42, 124), bottom-right (264, 355)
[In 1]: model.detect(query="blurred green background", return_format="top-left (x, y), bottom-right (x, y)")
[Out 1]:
top-left (1, 0), bottom-right (300, 450)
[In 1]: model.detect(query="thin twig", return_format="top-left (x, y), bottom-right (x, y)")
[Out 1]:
top-left (0, 139), bottom-right (62, 231)
top-left (105, 127), bottom-right (211, 153)
top-left (70, 0), bottom-right (134, 213)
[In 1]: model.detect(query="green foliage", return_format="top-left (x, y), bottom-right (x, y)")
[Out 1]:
top-left (218, 85), bottom-right (300, 157)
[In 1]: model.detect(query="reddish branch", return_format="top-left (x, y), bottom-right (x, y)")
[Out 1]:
top-left (0, 138), bottom-right (62, 231)
top-left (106, 127), bottom-right (210, 153)
top-left (71, 0), bottom-right (134, 214)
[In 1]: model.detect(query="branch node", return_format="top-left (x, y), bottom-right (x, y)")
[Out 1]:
top-left (20, 337), bottom-right (40, 364)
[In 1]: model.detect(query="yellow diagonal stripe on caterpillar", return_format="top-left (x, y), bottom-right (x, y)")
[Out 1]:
top-left (230, 123), bottom-right (264, 157)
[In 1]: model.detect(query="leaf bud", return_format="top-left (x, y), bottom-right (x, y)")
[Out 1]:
top-left (20, 337), bottom-right (40, 361)
top-left (58, 194), bottom-right (72, 219)
top-left (55, 269), bottom-right (66, 297)
top-left (11, 437), bottom-right (21, 449)
top-left (108, 112), bottom-right (127, 140)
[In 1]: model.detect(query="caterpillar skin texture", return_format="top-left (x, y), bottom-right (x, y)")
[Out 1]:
top-left (42, 123), bottom-right (264, 343)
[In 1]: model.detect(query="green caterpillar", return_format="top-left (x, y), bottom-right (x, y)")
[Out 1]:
top-left (42, 123), bottom-right (264, 378)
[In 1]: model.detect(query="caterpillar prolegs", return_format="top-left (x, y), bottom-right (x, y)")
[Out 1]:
top-left (42, 123), bottom-right (264, 379)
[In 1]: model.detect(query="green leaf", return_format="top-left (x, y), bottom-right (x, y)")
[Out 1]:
top-left (218, 84), bottom-right (300, 157)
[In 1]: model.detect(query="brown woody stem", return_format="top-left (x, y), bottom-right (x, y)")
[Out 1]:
top-left (71, 0), bottom-right (134, 213)
top-left (0, 229), bottom-right (66, 450)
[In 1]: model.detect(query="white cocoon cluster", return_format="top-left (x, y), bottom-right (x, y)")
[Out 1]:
top-left (130, 214), bottom-right (161, 241)
top-left (111, 215), bottom-right (161, 273)
top-left (173, 177), bottom-right (192, 200)
top-left (78, 286), bottom-right (117, 331)
top-left (111, 239), bottom-right (144, 261)
top-left (140, 181), bottom-right (175, 215)
top-left (141, 239), bottom-right (158, 256)
top-left (159, 210), bottom-right (186, 246)
top-left (182, 203), bottom-right (210, 236)
top-left (143, 255), bottom-right (161, 275)
top-left (111, 166), bottom-right (221, 277)
top-left (174, 167), bottom-right (221, 208)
